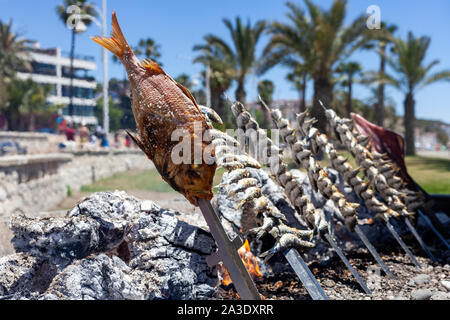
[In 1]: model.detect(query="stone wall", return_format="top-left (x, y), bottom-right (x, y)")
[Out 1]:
top-left (0, 150), bottom-right (153, 218)
top-left (0, 131), bottom-right (57, 154)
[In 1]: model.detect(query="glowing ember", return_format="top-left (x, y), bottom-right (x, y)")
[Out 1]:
top-left (219, 239), bottom-right (263, 286)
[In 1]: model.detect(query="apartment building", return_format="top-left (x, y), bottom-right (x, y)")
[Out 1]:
top-left (17, 45), bottom-right (98, 125)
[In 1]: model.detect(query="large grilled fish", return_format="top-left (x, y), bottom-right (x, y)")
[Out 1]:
top-left (91, 12), bottom-right (216, 205)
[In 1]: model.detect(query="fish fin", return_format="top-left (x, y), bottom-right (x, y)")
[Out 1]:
top-left (125, 130), bottom-right (149, 158)
top-left (141, 59), bottom-right (165, 74)
top-left (91, 11), bottom-right (129, 58)
top-left (174, 82), bottom-right (203, 114)
top-left (176, 82), bottom-right (197, 105)
top-left (139, 55), bottom-right (202, 115)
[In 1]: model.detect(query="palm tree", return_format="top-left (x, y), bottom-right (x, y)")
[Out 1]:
top-left (385, 32), bottom-right (450, 155)
top-left (257, 79), bottom-right (274, 127)
top-left (0, 20), bottom-right (31, 79)
top-left (196, 17), bottom-right (266, 103)
top-left (193, 42), bottom-right (234, 121)
top-left (263, 0), bottom-right (367, 132)
top-left (0, 19), bottom-right (32, 130)
top-left (111, 37), bottom-right (162, 90)
top-left (56, 0), bottom-right (97, 118)
top-left (174, 73), bottom-right (193, 91)
top-left (95, 97), bottom-right (123, 132)
top-left (363, 22), bottom-right (397, 126)
top-left (6, 78), bottom-right (53, 131)
top-left (336, 61), bottom-right (362, 116)
top-left (285, 62), bottom-right (310, 113)
top-left (19, 80), bottom-right (52, 131)
top-left (134, 38), bottom-right (162, 66)
top-left (364, 87), bottom-right (397, 130)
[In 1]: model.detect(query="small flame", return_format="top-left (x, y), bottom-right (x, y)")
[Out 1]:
top-left (219, 239), bottom-right (263, 286)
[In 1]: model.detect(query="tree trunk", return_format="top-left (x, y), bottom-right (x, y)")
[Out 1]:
top-left (376, 45), bottom-right (386, 126)
top-left (69, 29), bottom-right (76, 119)
top-left (260, 102), bottom-right (270, 129)
top-left (346, 76), bottom-right (353, 117)
top-left (312, 76), bottom-right (333, 133)
top-left (235, 78), bottom-right (246, 104)
top-left (28, 113), bottom-right (35, 131)
top-left (5, 107), bottom-right (19, 131)
top-left (211, 88), bottom-right (223, 118)
top-left (299, 74), bottom-right (307, 113)
top-left (404, 92), bottom-right (416, 155)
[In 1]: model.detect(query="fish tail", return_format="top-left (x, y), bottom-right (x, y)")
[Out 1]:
top-left (91, 11), bottom-right (129, 58)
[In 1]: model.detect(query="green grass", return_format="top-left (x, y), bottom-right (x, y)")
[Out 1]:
top-left (405, 156), bottom-right (450, 194)
top-left (81, 169), bottom-right (176, 193)
top-left (80, 155), bottom-right (449, 195)
top-left (81, 167), bottom-right (227, 194)
top-left (316, 152), bottom-right (449, 194)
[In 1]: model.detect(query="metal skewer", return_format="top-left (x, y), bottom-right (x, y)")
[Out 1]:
top-left (354, 225), bottom-right (397, 278)
top-left (283, 248), bottom-right (329, 300)
top-left (324, 233), bottom-right (372, 294)
top-left (334, 209), bottom-right (397, 279)
top-left (417, 209), bottom-right (450, 249)
top-left (198, 198), bottom-right (261, 300)
top-left (384, 218), bottom-right (422, 268)
top-left (199, 198), bottom-right (329, 300)
top-left (403, 217), bottom-right (437, 262)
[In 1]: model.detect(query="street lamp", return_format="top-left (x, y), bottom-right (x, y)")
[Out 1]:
top-left (69, 1), bottom-right (109, 135)
top-left (101, 0), bottom-right (109, 135)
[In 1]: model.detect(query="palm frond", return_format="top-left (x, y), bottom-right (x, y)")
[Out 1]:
top-left (420, 70), bottom-right (450, 89)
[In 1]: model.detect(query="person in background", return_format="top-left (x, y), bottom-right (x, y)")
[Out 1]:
top-left (97, 126), bottom-right (109, 148)
top-left (57, 116), bottom-right (67, 135)
top-left (78, 121), bottom-right (90, 148)
top-left (90, 132), bottom-right (97, 144)
top-left (94, 125), bottom-right (103, 139)
top-left (65, 122), bottom-right (76, 141)
top-left (113, 132), bottom-right (120, 148)
top-left (87, 131), bottom-right (98, 150)
top-left (125, 134), bottom-right (131, 148)
top-left (101, 134), bottom-right (109, 148)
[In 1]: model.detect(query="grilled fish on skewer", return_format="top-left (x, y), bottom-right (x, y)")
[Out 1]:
top-left (267, 107), bottom-right (360, 231)
top-left (323, 106), bottom-right (437, 262)
top-left (297, 111), bottom-right (401, 221)
top-left (324, 107), bottom-right (414, 219)
top-left (92, 12), bottom-right (216, 206)
top-left (230, 101), bottom-right (330, 236)
top-left (231, 99), bottom-right (373, 292)
top-left (210, 129), bottom-right (315, 259)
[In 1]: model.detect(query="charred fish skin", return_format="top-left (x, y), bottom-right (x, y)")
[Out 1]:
top-left (92, 12), bottom-right (216, 206)
top-left (210, 129), bottom-right (315, 259)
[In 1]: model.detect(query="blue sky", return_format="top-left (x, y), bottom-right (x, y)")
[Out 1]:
top-left (1, 0), bottom-right (449, 123)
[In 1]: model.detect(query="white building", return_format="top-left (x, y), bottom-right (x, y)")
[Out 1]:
top-left (17, 45), bottom-right (98, 125)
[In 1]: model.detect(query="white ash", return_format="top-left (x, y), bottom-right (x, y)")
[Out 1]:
top-left (0, 191), bottom-right (218, 300)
